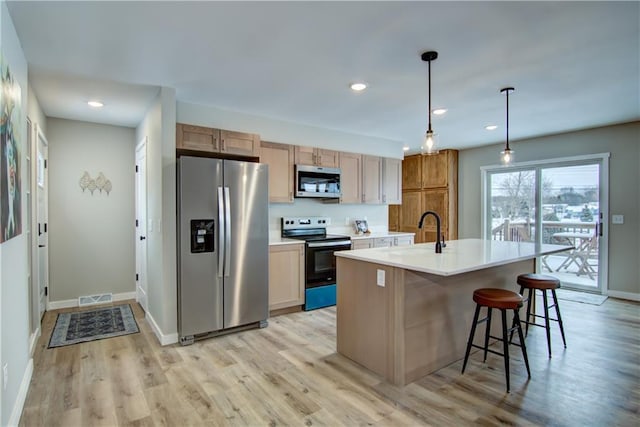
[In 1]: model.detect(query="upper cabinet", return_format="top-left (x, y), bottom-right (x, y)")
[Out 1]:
top-left (294, 146), bottom-right (339, 167)
top-left (176, 124), bottom-right (220, 152)
top-left (422, 150), bottom-right (457, 188)
top-left (402, 154), bottom-right (422, 190)
top-left (260, 141), bottom-right (294, 203)
top-left (339, 151), bottom-right (362, 204)
top-left (176, 123), bottom-right (259, 157)
top-left (382, 157), bottom-right (402, 205)
top-left (362, 155), bottom-right (382, 204)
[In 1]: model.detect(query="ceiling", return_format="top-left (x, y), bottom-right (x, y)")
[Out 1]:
top-left (6, 1), bottom-right (639, 153)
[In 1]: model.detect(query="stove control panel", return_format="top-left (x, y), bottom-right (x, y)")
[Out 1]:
top-left (282, 216), bottom-right (331, 230)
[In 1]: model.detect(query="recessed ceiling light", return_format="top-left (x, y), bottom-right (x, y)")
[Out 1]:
top-left (485, 124), bottom-right (498, 131)
top-left (88, 101), bottom-right (104, 108)
top-left (350, 82), bottom-right (367, 91)
top-left (432, 108), bottom-right (447, 115)
top-left (403, 146), bottom-right (410, 151)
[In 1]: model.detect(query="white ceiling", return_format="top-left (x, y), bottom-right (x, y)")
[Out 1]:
top-left (6, 1), bottom-right (639, 152)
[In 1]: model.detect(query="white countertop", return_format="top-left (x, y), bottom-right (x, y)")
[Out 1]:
top-left (336, 238), bottom-right (570, 276)
top-left (269, 236), bottom-right (305, 246)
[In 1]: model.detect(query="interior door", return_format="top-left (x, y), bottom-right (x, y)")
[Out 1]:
top-left (36, 126), bottom-right (49, 318)
top-left (135, 139), bottom-right (148, 312)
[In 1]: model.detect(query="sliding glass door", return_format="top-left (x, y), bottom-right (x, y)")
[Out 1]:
top-left (484, 155), bottom-right (608, 294)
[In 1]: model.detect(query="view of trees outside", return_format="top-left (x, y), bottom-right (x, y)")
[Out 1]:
top-left (489, 164), bottom-right (600, 243)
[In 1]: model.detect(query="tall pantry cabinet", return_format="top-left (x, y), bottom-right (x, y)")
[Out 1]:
top-left (395, 150), bottom-right (458, 244)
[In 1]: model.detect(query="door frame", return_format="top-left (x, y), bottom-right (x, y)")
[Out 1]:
top-left (481, 153), bottom-right (610, 294)
top-left (35, 124), bottom-right (50, 316)
top-left (26, 117), bottom-right (40, 354)
top-left (135, 137), bottom-right (148, 311)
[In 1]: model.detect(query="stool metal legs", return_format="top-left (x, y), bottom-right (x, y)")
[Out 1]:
top-left (517, 286), bottom-right (567, 358)
top-left (462, 304), bottom-right (530, 392)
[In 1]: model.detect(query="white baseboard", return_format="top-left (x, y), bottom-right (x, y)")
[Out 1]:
top-left (48, 291), bottom-right (137, 310)
top-left (145, 311), bottom-right (178, 346)
top-left (8, 358), bottom-right (33, 427)
top-left (607, 290), bottom-right (640, 302)
top-left (29, 327), bottom-right (41, 356)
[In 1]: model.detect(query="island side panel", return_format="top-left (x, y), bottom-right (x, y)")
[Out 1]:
top-left (336, 257), bottom-right (398, 381)
top-left (402, 259), bottom-right (534, 385)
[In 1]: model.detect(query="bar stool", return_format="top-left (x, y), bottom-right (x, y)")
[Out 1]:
top-left (515, 273), bottom-right (566, 358)
top-left (461, 288), bottom-right (530, 392)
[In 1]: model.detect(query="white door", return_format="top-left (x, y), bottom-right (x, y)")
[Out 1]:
top-left (135, 139), bottom-right (148, 312)
top-left (36, 126), bottom-right (49, 317)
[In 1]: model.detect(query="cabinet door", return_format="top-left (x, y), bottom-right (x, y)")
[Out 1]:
top-left (421, 189), bottom-right (448, 242)
top-left (362, 155), bottom-right (382, 204)
top-left (339, 152), bottom-right (362, 204)
top-left (393, 235), bottom-right (414, 246)
top-left (422, 149), bottom-right (458, 188)
top-left (260, 141), bottom-right (294, 203)
top-left (294, 146), bottom-right (316, 165)
top-left (399, 190), bottom-right (424, 243)
top-left (388, 205), bottom-right (400, 231)
top-left (316, 149), bottom-right (339, 167)
top-left (402, 155), bottom-right (422, 190)
top-left (176, 124), bottom-right (220, 152)
top-left (269, 244), bottom-right (304, 311)
top-left (374, 237), bottom-right (393, 248)
top-left (382, 157), bottom-right (402, 205)
top-left (220, 130), bottom-right (260, 157)
top-left (352, 239), bottom-right (373, 250)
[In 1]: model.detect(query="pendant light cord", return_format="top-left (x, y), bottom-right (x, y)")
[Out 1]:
top-left (505, 89), bottom-right (510, 151)
top-left (427, 59), bottom-right (432, 133)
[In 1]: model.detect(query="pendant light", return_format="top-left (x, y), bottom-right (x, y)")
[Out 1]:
top-left (421, 51), bottom-right (439, 155)
top-left (500, 87), bottom-right (515, 165)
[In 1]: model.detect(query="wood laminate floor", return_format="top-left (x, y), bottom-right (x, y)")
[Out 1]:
top-left (20, 297), bottom-right (639, 426)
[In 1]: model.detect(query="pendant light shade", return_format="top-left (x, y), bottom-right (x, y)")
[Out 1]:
top-left (421, 51), bottom-right (439, 155)
top-left (500, 87), bottom-right (515, 165)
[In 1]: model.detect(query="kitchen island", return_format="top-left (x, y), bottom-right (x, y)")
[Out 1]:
top-left (335, 238), bottom-right (569, 386)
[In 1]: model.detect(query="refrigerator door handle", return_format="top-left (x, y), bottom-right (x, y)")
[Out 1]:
top-left (217, 186), bottom-right (225, 278)
top-left (224, 186), bottom-right (232, 277)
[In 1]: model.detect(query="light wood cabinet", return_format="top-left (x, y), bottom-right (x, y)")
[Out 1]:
top-left (382, 158), bottom-right (402, 205)
top-left (362, 155), bottom-right (382, 204)
top-left (393, 235), bottom-right (414, 246)
top-left (176, 124), bottom-right (220, 152)
top-left (374, 237), bottom-right (393, 248)
top-left (176, 123), bottom-right (259, 157)
top-left (260, 141), bottom-right (294, 203)
top-left (389, 205), bottom-right (400, 231)
top-left (398, 150), bottom-right (458, 243)
top-left (294, 146), bottom-right (339, 167)
top-left (269, 244), bottom-right (305, 311)
top-left (351, 239), bottom-right (373, 250)
top-left (339, 152), bottom-right (362, 204)
top-left (220, 129), bottom-right (260, 157)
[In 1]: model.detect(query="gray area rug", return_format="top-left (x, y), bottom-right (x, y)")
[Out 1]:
top-left (48, 304), bottom-right (139, 348)
top-left (555, 289), bottom-right (608, 306)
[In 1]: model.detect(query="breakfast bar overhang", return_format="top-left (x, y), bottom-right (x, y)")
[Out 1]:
top-left (335, 239), bottom-right (568, 386)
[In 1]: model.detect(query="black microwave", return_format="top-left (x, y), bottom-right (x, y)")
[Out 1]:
top-left (295, 165), bottom-right (341, 198)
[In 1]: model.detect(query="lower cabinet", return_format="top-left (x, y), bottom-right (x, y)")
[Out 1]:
top-left (352, 235), bottom-right (413, 249)
top-left (269, 244), bottom-right (304, 311)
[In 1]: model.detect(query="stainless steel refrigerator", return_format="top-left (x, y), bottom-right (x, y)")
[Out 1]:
top-left (177, 156), bottom-right (269, 345)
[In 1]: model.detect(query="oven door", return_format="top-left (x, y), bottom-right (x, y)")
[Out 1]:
top-left (305, 240), bottom-right (351, 288)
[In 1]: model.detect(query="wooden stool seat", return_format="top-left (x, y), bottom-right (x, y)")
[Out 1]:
top-left (517, 273), bottom-right (560, 290)
top-left (462, 287), bottom-right (530, 392)
top-left (473, 288), bottom-right (523, 310)
top-left (515, 273), bottom-right (567, 358)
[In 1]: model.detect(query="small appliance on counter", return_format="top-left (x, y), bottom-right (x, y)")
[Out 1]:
top-left (281, 217), bottom-right (351, 310)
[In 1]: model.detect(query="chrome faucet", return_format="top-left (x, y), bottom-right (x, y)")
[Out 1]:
top-left (418, 211), bottom-right (445, 253)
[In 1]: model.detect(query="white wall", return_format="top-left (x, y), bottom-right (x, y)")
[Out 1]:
top-left (135, 87), bottom-right (177, 345)
top-left (178, 101), bottom-right (404, 159)
top-left (47, 119), bottom-right (136, 303)
top-left (1, 1), bottom-right (31, 424)
top-left (458, 122), bottom-right (639, 298)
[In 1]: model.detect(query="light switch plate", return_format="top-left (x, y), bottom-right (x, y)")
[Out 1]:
top-left (612, 215), bottom-right (624, 224)
top-left (376, 269), bottom-right (385, 287)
